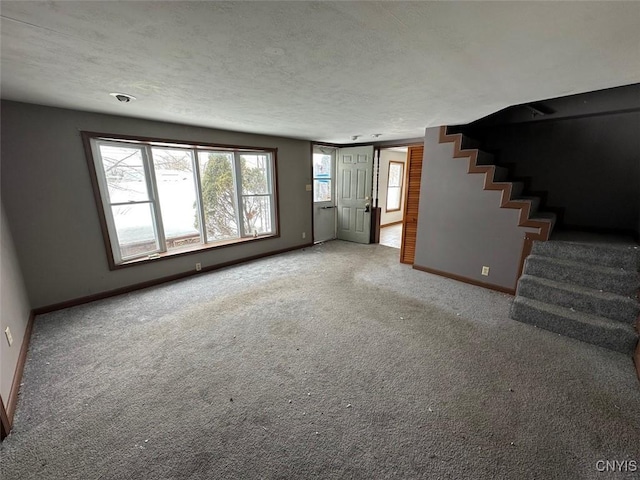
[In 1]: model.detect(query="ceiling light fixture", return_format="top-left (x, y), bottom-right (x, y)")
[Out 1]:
top-left (109, 92), bottom-right (136, 103)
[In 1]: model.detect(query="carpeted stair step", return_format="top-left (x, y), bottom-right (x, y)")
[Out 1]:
top-left (517, 274), bottom-right (639, 324)
top-left (514, 196), bottom-right (540, 215)
top-left (530, 212), bottom-right (557, 231)
top-left (510, 296), bottom-right (638, 354)
top-left (475, 150), bottom-right (495, 165)
top-left (509, 181), bottom-right (525, 199)
top-left (532, 240), bottom-right (640, 270)
top-left (524, 254), bottom-right (640, 296)
top-left (491, 181), bottom-right (524, 199)
top-left (461, 135), bottom-right (481, 150)
top-left (493, 166), bottom-right (509, 182)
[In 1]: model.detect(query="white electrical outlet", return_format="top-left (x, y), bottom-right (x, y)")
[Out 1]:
top-left (302, 232), bottom-right (306, 239)
top-left (5, 327), bottom-right (13, 347)
top-left (481, 266), bottom-right (490, 276)
top-left (305, 184), bottom-right (312, 192)
top-left (195, 263), bottom-right (202, 272)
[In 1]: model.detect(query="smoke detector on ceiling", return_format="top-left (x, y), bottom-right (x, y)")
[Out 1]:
top-left (109, 92), bottom-right (136, 103)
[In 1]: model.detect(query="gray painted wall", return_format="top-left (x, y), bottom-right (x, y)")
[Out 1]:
top-left (463, 111), bottom-right (640, 232)
top-left (414, 128), bottom-right (537, 291)
top-left (1, 202), bottom-right (31, 401)
top-left (1, 101), bottom-right (312, 308)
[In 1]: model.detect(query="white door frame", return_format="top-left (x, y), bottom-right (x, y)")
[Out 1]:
top-left (312, 146), bottom-right (337, 243)
top-left (336, 145), bottom-right (374, 244)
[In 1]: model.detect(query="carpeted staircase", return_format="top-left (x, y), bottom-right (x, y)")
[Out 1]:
top-left (511, 238), bottom-right (640, 354)
top-left (442, 129), bottom-right (557, 243)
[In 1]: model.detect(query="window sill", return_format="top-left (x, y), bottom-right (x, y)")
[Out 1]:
top-left (112, 234), bottom-right (278, 270)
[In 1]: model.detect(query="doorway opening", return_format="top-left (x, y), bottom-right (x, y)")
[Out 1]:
top-left (312, 144), bottom-right (375, 245)
top-left (377, 146), bottom-right (408, 249)
top-left (311, 141), bottom-right (421, 260)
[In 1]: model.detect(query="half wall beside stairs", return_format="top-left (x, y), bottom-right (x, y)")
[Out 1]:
top-left (413, 127), bottom-right (555, 293)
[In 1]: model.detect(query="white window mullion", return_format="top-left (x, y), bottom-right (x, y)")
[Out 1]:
top-left (192, 149), bottom-right (208, 244)
top-left (145, 146), bottom-right (167, 252)
top-left (267, 153), bottom-right (276, 234)
top-left (232, 151), bottom-right (245, 237)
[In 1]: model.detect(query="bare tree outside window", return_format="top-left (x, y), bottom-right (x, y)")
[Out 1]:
top-left (198, 153), bottom-right (239, 240)
top-left (198, 153), bottom-right (272, 241)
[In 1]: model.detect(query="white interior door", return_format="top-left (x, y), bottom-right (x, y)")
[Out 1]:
top-left (312, 148), bottom-right (336, 243)
top-left (337, 145), bottom-right (374, 243)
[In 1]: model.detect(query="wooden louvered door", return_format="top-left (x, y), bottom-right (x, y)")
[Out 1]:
top-left (400, 145), bottom-right (424, 264)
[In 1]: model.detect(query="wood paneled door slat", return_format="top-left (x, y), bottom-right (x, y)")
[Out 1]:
top-left (400, 145), bottom-right (424, 264)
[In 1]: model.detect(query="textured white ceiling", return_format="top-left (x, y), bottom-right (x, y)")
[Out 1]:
top-left (2, 1), bottom-right (639, 143)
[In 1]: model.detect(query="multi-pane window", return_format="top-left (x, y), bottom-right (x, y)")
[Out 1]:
top-left (386, 161), bottom-right (404, 212)
top-left (85, 133), bottom-right (277, 267)
top-left (312, 153), bottom-right (332, 202)
top-left (240, 154), bottom-right (273, 235)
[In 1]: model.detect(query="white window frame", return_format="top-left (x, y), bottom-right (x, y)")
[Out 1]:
top-left (84, 133), bottom-right (278, 269)
top-left (236, 152), bottom-right (276, 237)
top-left (385, 161), bottom-right (404, 212)
top-left (312, 152), bottom-right (333, 204)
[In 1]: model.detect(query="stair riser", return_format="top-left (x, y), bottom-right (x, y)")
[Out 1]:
top-left (531, 214), bottom-right (558, 233)
top-left (510, 299), bottom-right (638, 354)
top-left (517, 277), bottom-right (639, 324)
top-left (493, 167), bottom-right (508, 182)
top-left (521, 197), bottom-right (540, 215)
top-left (532, 242), bottom-right (640, 270)
top-left (509, 182), bottom-right (524, 199)
top-left (475, 151), bottom-right (495, 166)
top-left (524, 257), bottom-right (640, 296)
top-left (461, 135), bottom-right (480, 150)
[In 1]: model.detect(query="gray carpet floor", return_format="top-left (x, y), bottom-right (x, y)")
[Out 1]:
top-left (1, 241), bottom-right (639, 479)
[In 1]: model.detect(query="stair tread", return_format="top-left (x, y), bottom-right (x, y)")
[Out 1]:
top-left (475, 151), bottom-right (495, 165)
top-left (531, 212), bottom-right (557, 220)
top-left (513, 196), bottom-right (540, 212)
top-left (492, 180), bottom-right (525, 186)
top-left (513, 296), bottom-right (637, 333)
top-left (492, 167), bottom-right (508, 181)
top-left (461, 135), bottom-right (480, 149)
top-left (517, 274), bottom-right (639, 324)
top-left (532, 239), bottom-right (640, 270)
top-left (519, 274), bottom-right (638, 302)
top-left (513, 196), bottom-right (540, 204)
top-left (527, 254), bottom-right (639, 276)
top-left (549, 240), bottom-right (639, 253)
top-left (529, 214), bottom-right (556, 224)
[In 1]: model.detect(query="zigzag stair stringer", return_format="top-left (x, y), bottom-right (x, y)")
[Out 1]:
top-left (438, 126), bottom-right (553, 243)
